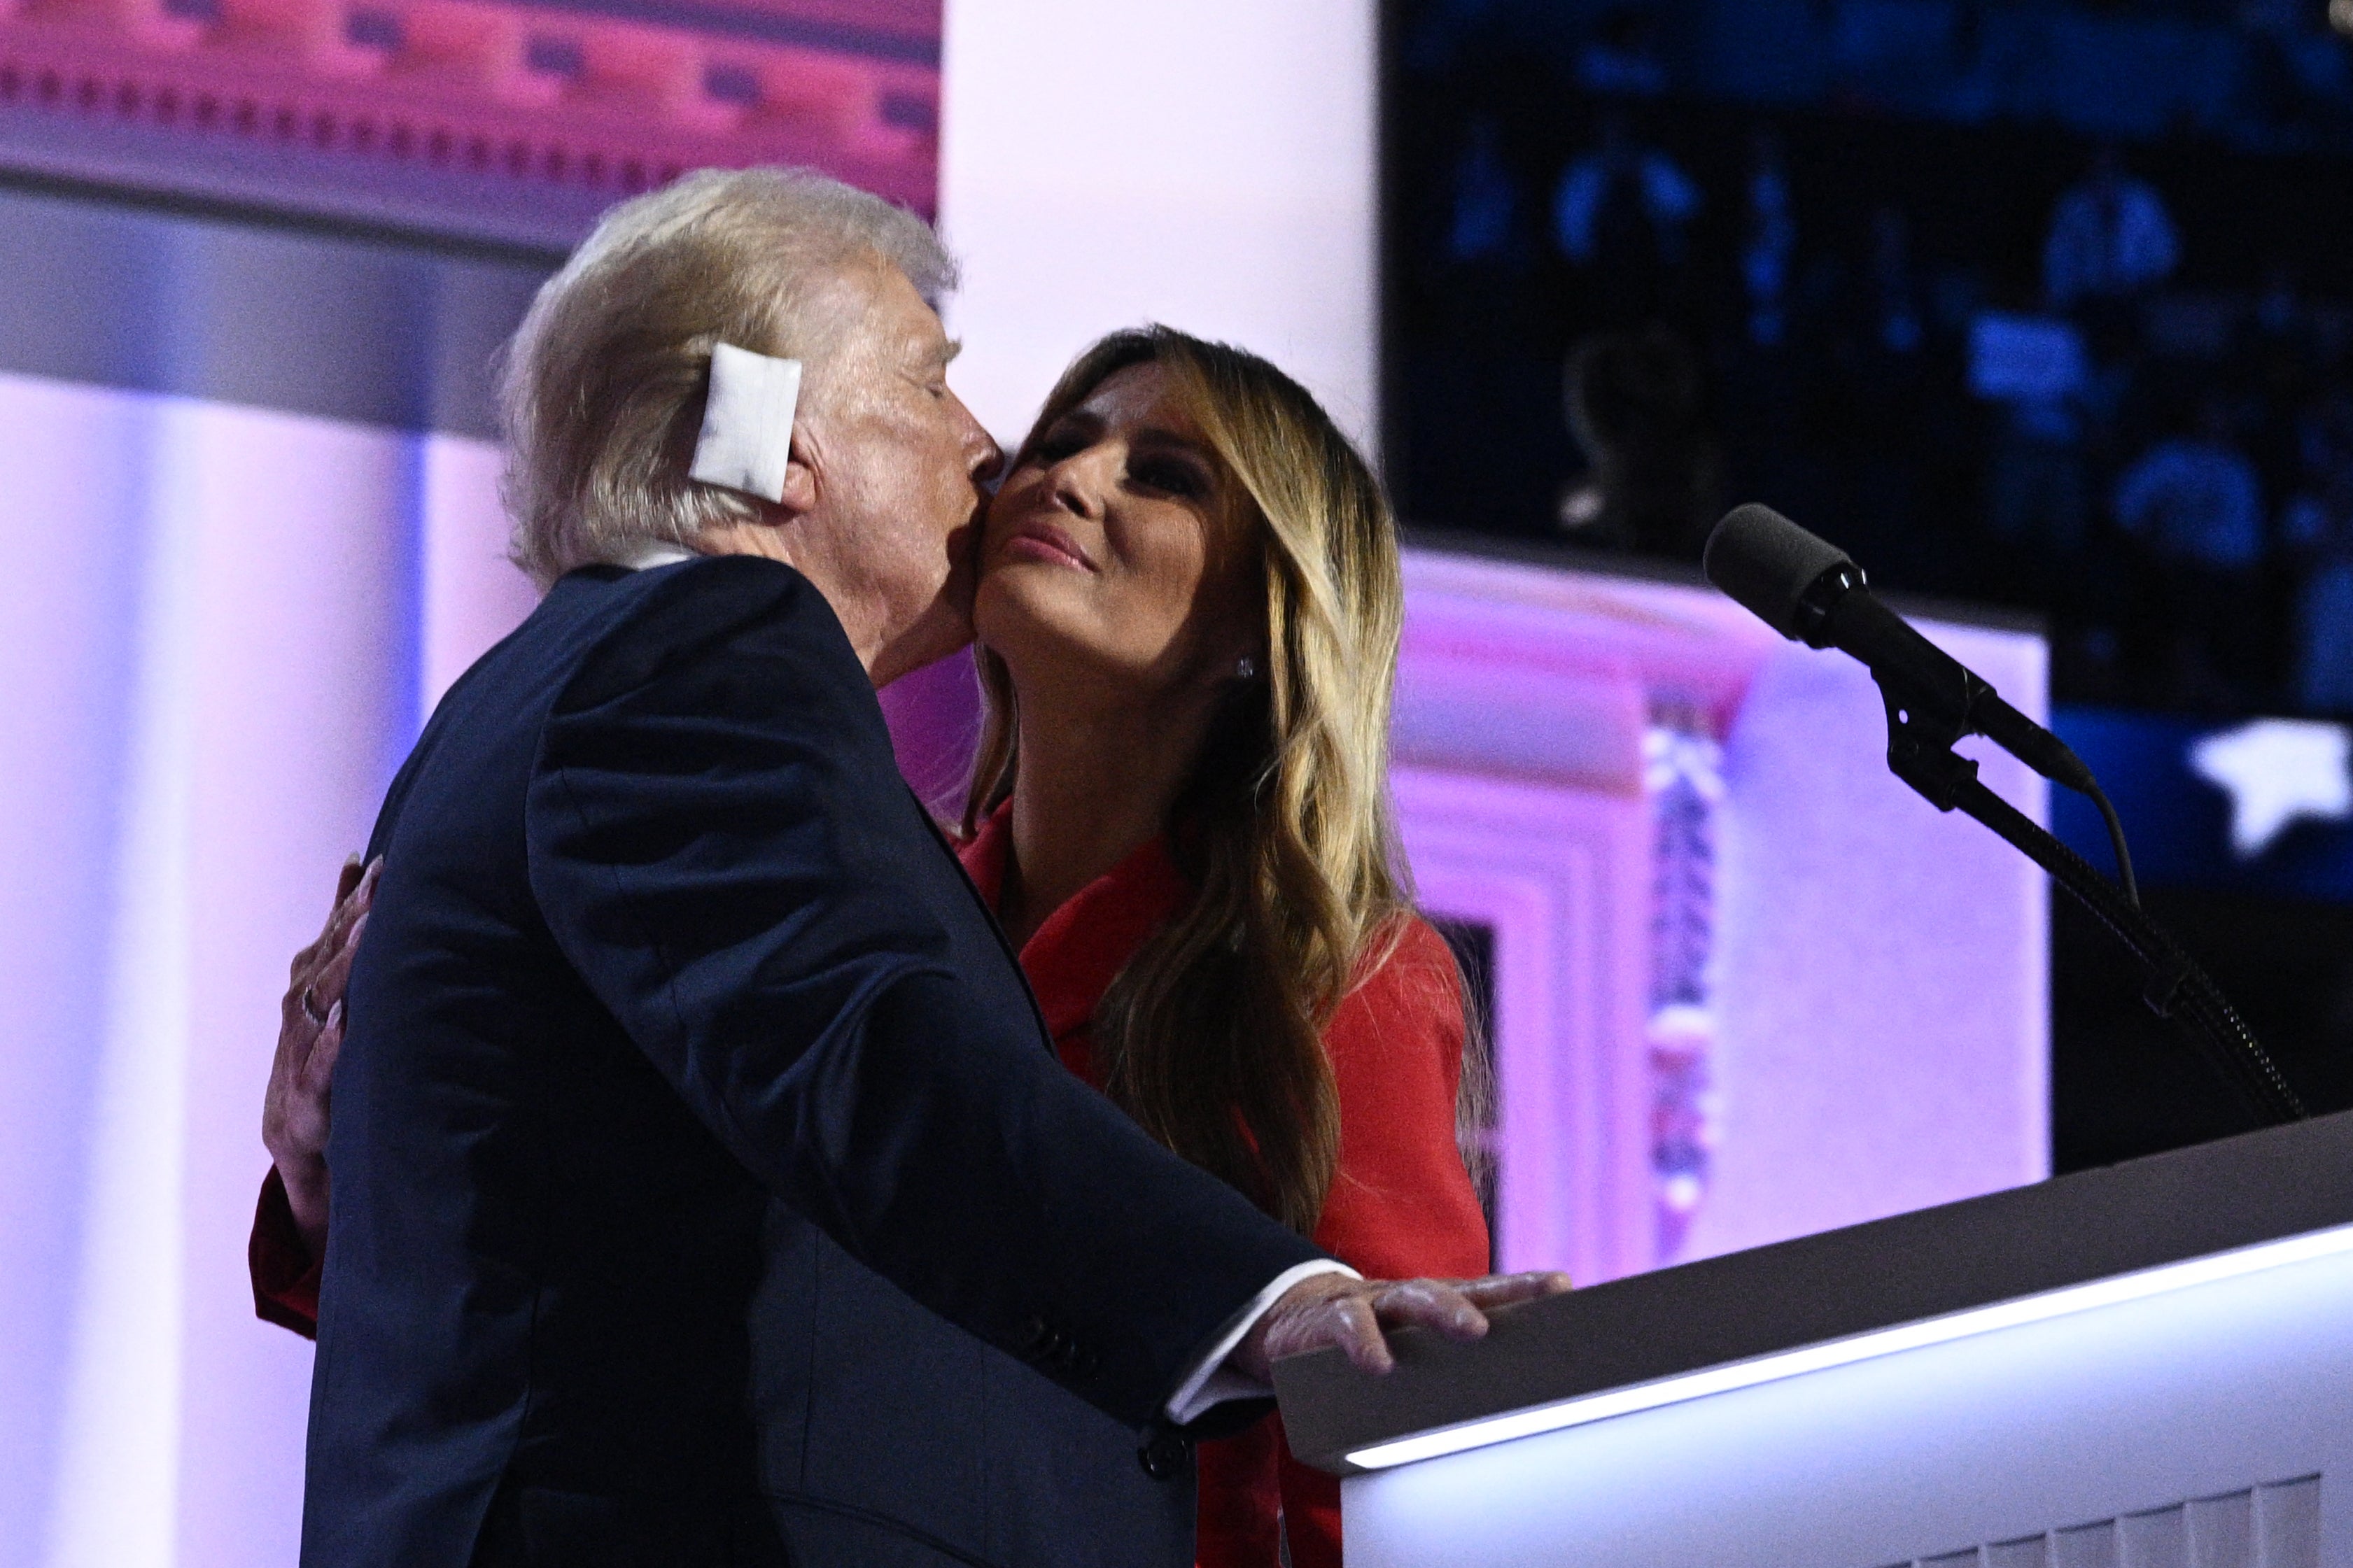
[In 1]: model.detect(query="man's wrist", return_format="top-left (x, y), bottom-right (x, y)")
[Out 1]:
top-left (1161, 1260), bottom-right (1360, 1426)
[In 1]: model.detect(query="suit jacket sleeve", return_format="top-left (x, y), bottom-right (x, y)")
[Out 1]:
top-left (524, 557), bottom-right (1322, 1429)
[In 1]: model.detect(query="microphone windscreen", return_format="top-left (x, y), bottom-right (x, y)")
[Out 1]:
top-left (1703, 504), bottom-right (1854, 640)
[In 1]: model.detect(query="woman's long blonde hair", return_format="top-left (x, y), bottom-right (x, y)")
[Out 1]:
top-left (962, 327), bottom-right (1413, 1234)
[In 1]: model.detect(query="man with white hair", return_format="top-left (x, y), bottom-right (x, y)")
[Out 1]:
top-left (295, 168), bottom-right (1549, 1568)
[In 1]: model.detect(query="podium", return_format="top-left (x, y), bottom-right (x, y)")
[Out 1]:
top-left (1274, 1109), bottom-right (2353, 1567)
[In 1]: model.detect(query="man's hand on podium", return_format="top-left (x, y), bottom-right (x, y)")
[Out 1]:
top-left (1232, 1270), bottom-right (1572, 1380)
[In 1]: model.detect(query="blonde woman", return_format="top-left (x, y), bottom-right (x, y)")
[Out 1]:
top-left (955, 326), bottom-right (1491, 1565)
top-left (261, 325), bottom-right (1502, 1567)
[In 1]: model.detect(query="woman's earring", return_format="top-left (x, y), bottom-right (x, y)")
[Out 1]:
top-left (1235, 655), bottom-right (1259, 681)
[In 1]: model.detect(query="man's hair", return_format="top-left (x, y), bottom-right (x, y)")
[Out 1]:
top-left (499, 167), bottom-right (955, 586)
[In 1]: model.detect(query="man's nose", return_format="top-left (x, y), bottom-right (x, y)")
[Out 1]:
top-left (960, 402), bottom-right (1004, 485)
top-left (970, 430), bottom-right (1005, 486)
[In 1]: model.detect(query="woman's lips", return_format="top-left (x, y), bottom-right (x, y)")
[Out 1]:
top-left (1002, 521), bottom-right (1097, 572)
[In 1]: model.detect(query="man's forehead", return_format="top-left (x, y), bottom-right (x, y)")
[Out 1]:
top-left (871, 317), bottom-right (951, 372)
top-left (865, 269), bottom-right (955, 363)
top-left (891, 318), bottom-right (960, 376)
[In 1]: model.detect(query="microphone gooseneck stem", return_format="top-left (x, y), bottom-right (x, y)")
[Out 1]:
top-left (1867, 666), bottom-right (2301, 1126)
top-left (1932, 752), bottom-right (2305, 1127)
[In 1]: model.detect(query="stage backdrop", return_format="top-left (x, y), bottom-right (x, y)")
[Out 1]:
top-left (0, 193), bottom-right (2048, 1568)
top-left (0, 9), bottom-right (2046, 1557)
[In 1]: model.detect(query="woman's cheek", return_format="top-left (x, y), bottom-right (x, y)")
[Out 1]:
top-left (974, 563), bottom-right (1080, 656)
top-left (969, 571), bottom-right (1018, 644)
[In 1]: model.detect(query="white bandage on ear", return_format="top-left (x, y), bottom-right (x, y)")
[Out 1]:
top-left (689, 341), bottom-right (803, 503)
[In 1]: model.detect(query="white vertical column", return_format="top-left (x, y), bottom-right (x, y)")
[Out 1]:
top-left (28, 386), bottom-right (428, 1568)
top-left (0, 371), bottom-right (155, 1568)
top-left (41, 396), bottom-right (197, 1568)
top-left (936, 0), bottom-right (1379, 451)
top-left (173, 400), bottom-right (421, 1568)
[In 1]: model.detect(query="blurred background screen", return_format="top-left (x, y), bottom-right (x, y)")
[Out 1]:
top-left (1382, 0), bottom-right (2353, 1169)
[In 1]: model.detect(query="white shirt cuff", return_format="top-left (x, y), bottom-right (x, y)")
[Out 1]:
top-left (1160, 1259), bottom-right (1361, 1425)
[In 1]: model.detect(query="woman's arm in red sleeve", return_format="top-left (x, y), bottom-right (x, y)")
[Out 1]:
top-left (1279, 917), bottom-right (1494, 1566)
top-left (1309, 916), bottom-right (1491, 1280)
top-left (250, 1166), bottom-right (321, 1339)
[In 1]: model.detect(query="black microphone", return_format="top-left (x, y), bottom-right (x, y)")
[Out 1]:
top-left (1702, 503), bottom-right (2096, 794)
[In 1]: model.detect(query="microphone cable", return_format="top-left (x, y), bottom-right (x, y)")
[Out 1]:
top-left (2086, 777), bottom-right (2140, 910)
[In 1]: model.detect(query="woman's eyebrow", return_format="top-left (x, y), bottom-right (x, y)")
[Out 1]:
top-left (1048, 409), bottom-right (1109, 439)
top-left (1128, 425), bottom-right (1211, 458)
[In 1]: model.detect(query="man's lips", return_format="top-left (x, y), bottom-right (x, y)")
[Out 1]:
top-left (1002, 521), bottom-right (1097, 572)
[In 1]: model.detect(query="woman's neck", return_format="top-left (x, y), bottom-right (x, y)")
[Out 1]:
top-left (997, 673), bottom-right (1218, 950)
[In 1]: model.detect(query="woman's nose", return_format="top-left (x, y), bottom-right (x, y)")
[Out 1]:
top-left (1046, 451), bottom-right (1113, 518)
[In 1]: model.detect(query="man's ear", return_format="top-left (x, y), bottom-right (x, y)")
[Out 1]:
top-left (775, 455), bottom-right (817, 516)
top-left (772, 425), bottom-right (820, 517)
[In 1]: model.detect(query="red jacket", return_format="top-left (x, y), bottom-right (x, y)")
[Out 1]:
top-left (251, 810), bottom-right (1489, 1567)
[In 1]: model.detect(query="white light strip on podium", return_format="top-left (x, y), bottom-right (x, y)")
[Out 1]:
top-left (1347, 1220), bottom-right (2353, 1471)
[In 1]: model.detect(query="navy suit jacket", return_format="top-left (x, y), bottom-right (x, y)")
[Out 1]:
top-left (304, 557), bottom-right (1322, 1567)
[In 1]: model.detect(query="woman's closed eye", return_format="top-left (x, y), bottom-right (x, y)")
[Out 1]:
top-left (1028, 430), bottom-right (1089, 465)
top-left (1130, 453), bottom-right (1211, 502)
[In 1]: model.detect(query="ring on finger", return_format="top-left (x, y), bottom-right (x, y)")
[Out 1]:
top-left (300, 984), bottom-right (330, 1027)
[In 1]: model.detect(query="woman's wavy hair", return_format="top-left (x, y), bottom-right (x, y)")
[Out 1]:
top-left (961, 327), bottom-right (1433, 1234)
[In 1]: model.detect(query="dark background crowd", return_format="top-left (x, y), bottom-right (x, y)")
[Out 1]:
top-left (1384, 0), bottom-right (2353, 1166)
top-left (1389, 0), bottom-right (2353, 718)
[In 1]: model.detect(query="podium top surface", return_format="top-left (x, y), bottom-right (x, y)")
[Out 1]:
top-left (1271, 1108), bottom-right (2353, 1476)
